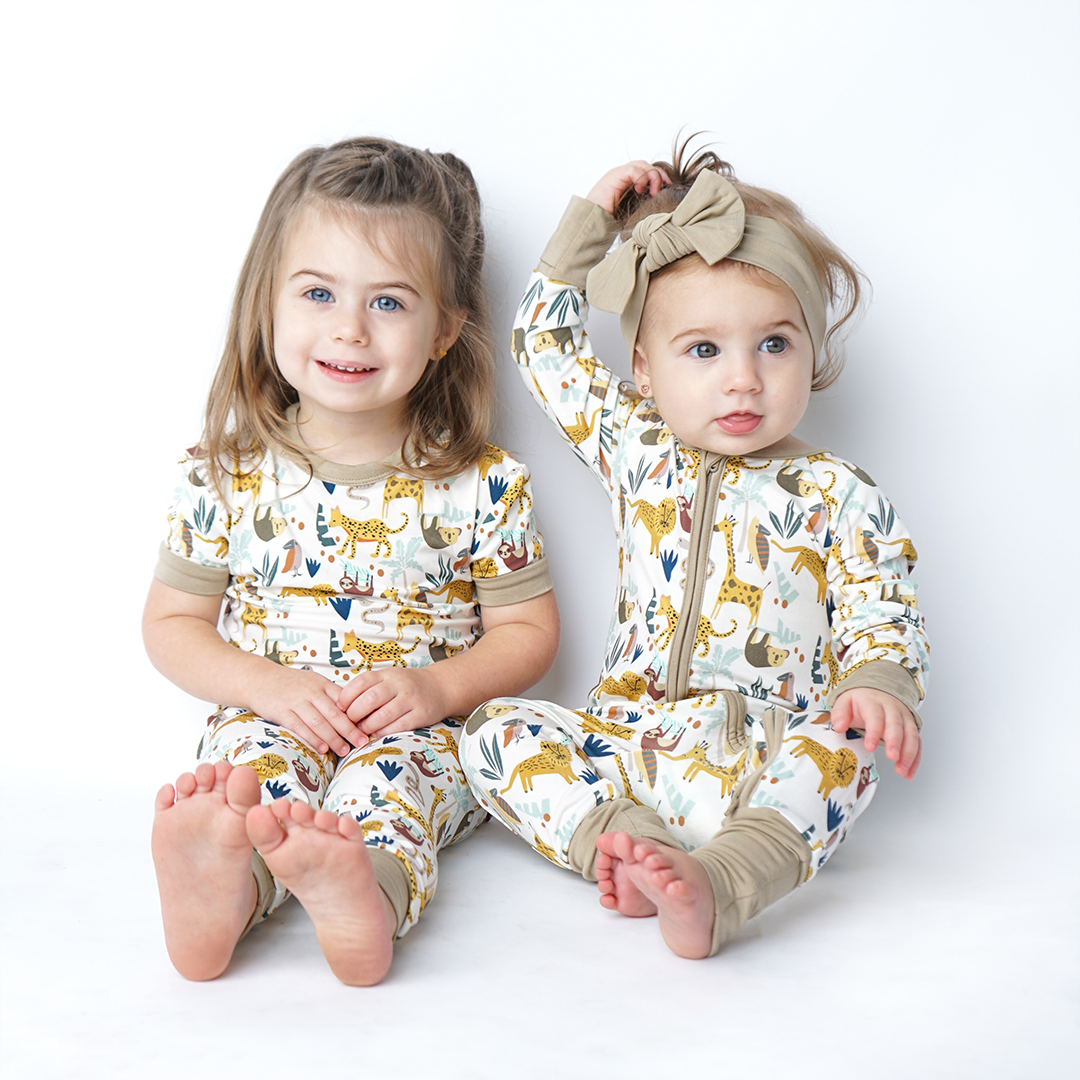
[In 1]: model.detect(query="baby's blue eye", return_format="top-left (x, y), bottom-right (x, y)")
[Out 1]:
top-left (761, 336), bottom-right (787, 354)
top-left (374, 296), bottom-right (401, 312)
top-left (689, 342), bottom-right (718, 359)
top-left (305, 287), bottom-right (333, 304)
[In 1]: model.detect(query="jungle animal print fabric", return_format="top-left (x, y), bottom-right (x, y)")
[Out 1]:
top-left (459, 198), bottom-right (929, 882)
top-left (155, 435), bottom-right (551, 932)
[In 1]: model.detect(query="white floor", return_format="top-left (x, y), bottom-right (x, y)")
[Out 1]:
top-left (2, 771), bottom-right (1075, 1080)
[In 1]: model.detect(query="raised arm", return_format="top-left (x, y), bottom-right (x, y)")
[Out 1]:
top-left (512, 163), bottom-right (670, 488)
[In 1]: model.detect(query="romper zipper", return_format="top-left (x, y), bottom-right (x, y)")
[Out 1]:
top-left (666, 451), bottom-right (727, 702)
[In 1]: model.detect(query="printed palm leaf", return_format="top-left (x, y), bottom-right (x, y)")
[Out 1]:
top-left (769, 499), bottom-right (804, 539)
top-left (518, 279), bottom-right (544, 320)
top-left (867, 496), bottom-right (895, 536)
top-left (546, 288), bottom-right (580, 326)
top-left (329, 597), bottom-right (352, 621)
top-left (478, 733), bottom-right (503, 781)
top-left (192, 497), bottom-right (215, 536)
top-left (582, 735), bottom-right (614, 757)
top-left (660, 548), bottom-right (677, 581)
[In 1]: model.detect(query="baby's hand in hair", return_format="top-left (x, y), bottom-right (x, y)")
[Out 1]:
top-left (586, 161), bottom-right (670, 215)
top-left (831, 687), bottom-right (922, 780)
top-left (339, 667), bottom-right (448, 738)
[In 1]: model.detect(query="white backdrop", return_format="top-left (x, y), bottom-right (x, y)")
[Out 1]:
top-left (1, 1), bottom-right (1077, 1075)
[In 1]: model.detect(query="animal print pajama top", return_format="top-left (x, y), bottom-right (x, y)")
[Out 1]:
top-left (458, 197), bottom-right (930, 880)
top-left (155, 425), bottom-right (551, 931)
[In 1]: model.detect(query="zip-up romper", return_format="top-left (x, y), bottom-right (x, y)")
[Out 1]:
top-left (457, 197), bottom-right (930, 947)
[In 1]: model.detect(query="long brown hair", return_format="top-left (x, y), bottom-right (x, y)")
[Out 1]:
top-left (615, 136), bottom-right (866, 389)
top-left (200, 137), bottom-right (496, 501)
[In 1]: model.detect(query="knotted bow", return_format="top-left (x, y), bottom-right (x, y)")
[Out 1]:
top-left (586, 171), bottom-right (746, 352)
top-left (584, 169), bottom-right (826, 364)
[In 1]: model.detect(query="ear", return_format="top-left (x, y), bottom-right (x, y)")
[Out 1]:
top-left (435, 310), bottom-right (468, 357)
top-left (632, 344), bottom-right (652, 396)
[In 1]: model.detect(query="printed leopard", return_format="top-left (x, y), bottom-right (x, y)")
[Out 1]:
top-left (330, 507), bottom-right (409, 558)
top-left (342, 632), bottom-right (421, 671)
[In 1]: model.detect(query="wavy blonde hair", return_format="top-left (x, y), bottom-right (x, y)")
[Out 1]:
top-left (615, 136), bottom-right (867, 390)
top-left (200, 137), bottom-right (496, 501)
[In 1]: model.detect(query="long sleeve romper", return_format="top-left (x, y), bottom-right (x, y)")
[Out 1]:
top-left (157, 429), bottom-right (551, 934)
top-left (457, 198), bottom-right (929, 939)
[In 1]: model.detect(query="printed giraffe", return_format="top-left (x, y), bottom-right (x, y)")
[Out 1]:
top-left (711, 516), bottom-right (765, 623)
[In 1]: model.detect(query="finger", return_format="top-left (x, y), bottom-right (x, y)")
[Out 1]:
top-left (861, 714), bottom-right (884, 753)
top-left (905, 738), bottom-right (923, 779)
top-left (880, 712), bottom-right (901, 762)
top-left (337, 672), bottom-right (376, 711)
top-left (313, 696), bottom-right (366, 749)
top-left (830, 697), bottom-right (852, 732)
top-left (896, 729), bottom-right (922, 779)
top-left (365, 716), bottom-right (413, 738)
top-left (286, 704), bottom-right (354, 756)
top-left (344, 682), bottom-right (394, 725)
top-left (361, 704), bottom-right (415, 737)
top-left (279, 714), bottom-right (334, 756)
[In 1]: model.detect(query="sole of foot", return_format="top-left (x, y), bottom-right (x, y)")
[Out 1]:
top-left (595, 835), bottom-right (659, 917)
top-left (151, 761), bottom-right (261, 981)
top-left (596, 831), bottom-right (714, 959)
top-left (246, 799), bottom-right (396, 986)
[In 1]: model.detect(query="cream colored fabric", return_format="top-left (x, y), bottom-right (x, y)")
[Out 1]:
top-left (241, 850), bottom-right (277, 939)
top-left (568, 799), bottom-right (680, 881)
top-left (691, 808), bottom-right (811, 956)
top-left (369, 849), bottom-right (411, 933)
top-left (828, 657), bottom-right (923, 728)
top-left (584, 170), bottom-right (826, 363)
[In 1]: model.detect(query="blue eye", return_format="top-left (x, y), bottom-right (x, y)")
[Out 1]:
top-left (689, 342), bottom-right (718, 359)
top-left (374, 296), bottom-right (401, 312)
top-left (304, 287), bottom-right (333, 304)
top-left (761, 336), bottom-right (787, 354)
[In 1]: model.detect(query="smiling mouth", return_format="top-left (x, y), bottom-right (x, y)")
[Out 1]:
top-left (319, 361), bottom-right (375, 374)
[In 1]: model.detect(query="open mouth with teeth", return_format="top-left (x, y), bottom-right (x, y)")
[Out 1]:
top-left (318, 361), bottom-right (376, 375)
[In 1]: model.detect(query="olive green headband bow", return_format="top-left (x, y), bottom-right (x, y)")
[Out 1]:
top-left (585, 170), bottom-right (827, 364)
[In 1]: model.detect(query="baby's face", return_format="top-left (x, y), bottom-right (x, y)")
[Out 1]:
top-left (633, 259), bottom-right (813, 456)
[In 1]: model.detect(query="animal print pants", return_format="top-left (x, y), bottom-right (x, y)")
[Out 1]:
top-left (197, 708), bottom-right (486, 936)
top-left (458, 691), bottom-right (878, 882)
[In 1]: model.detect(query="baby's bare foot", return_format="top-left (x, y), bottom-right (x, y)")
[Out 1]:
top-left (246, 800), bottom-right (396, 986)
top-left (595, 834), bottom-right (658, 917)
top-left (151, 761), bottom-right (261, 980)
top-left (597, 832), bottom-right (714, 959)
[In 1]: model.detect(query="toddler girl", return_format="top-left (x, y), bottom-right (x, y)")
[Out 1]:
top-left (148, 137), bottom-right (558, 985)
top-left (458, 144), bottom-right (929, 959)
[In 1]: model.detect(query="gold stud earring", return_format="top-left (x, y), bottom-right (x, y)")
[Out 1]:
top-left (435, 347), bottom-right (447, 361)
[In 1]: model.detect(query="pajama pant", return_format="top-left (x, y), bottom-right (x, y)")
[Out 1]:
top-left (458, 689), bottom-right (878, 886)
top-left (197, 708), bottom-right (486, 936)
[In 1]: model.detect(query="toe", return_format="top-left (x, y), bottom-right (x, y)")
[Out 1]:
top-left (246, 804), bottom-right (286, 853)
top-left (194, 762), bottom-right (217, 791)
top-left (155, 784), bottom-right (176, 812)
top-left (225, 765), bottom-right (262, 813)
top-left (335, 814), bottom-right (364, 841)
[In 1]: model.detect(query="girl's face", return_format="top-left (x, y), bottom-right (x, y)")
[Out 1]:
top-left (272, 207), bottom-right (455, 452)
top-left (633, 259), bottom-right (814, 456)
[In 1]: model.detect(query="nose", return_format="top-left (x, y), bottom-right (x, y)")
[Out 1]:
top-left (723, 350), bottom-right (762, 394)
top-left (332, 305), bottom-right (367, 345)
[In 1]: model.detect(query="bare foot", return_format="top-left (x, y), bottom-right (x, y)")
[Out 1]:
top-left (597, 832), bottom-right (714, 959)
top-left (246, 800), bottom-right (396, 986)
top-left (595, 834), bottom-right (658, 917)
top-left (151, 761), bottom-right (261, 980)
